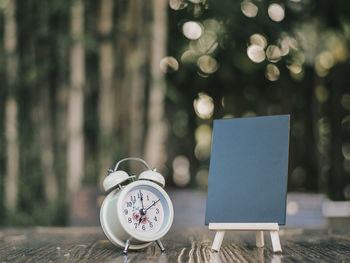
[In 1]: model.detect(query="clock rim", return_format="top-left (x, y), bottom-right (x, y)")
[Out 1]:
top-left (100, 189), bottom-right (152, 249)
top-left (117, 180), bottom-right (174, 242)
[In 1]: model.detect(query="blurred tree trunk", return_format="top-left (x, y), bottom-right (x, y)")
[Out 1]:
top-left (98, 0), bottom-right (114, 185)
top-left (145, 0), bottom-right (168, 169)
top-left (303, 69), bottom-right (318, 191)
top-left (4, 98), bottom-right (18, 212)
top-left (38, 88), bottom-right (58, 204)
top-left (116, 0), bottom-right (148, 171)
top-left (329, 63), bottom-right (349, 200)
top-left (67, 0), bottom-right (85, 197)
top-left (34, 0), bottom-right (58, 205)
top-left (127, 1), bottom-right (146, 162)
top-left (4, 0), bottom-right (19, 212)
top-left (54, 25), bottom-right (69, 200)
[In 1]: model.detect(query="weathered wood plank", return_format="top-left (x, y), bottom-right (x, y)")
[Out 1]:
top-left (0, 227), bottom-right (350, 262)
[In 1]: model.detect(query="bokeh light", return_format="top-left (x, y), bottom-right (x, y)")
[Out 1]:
top-left (193, 92), bottom-right (214, 119)
top-left (341, 94), bottom-right (350, 110)
top-left (266, 45), bottom-right (282, 63)
top-left (265, 64), bottom-right (280, 81)
top-left (247, 44), bottom-right (265, 63)
top-left (342, 143), bottom-right (350, 160)
top-left (195, 124), bottom-right (212, 144)
top-left (182, 21), bottom-right (202, 40)
top-left (196, 169), bottom-right (209, 189)
top-left (191, 31), bottom-right (218, 54)
top-left (287, 201), bottom-right (299, 215)
top-left (181, 50), bottom-right (198, 63)
top-left (197, 55), bottom-right (219, 74)
top-left (279, 37), bottom-right (290, 56)
top-left (194, 124), bottom-right (212, 161)
top-left (315, 85), bottom-right (329, 103)
top-left (287, 64), bottom-right (302, 74)
top-left (203, 19), bottom-right (222, 34)
top-left (160, 56), bottom-right (179, 73)
top-left (172, 155), bottom-right (190, 187)
top-left (317, 51), bottom-right (335, 70)
top-left (286, 36), bottom-right (299, 51)
top-left (241, 0), bottom-right (258, 18)
top-left (332, 42), bottom-right (348, 63)
top-left (268, 3), bottom-right (285, 22)
top-left (250, 33), bottom-right (267, 49)
top-left (315, 63), bottom-right (328, 77)
top-left (169, 0), bottom-right (188, 10)
top-left (194, 144), bottom-right (211, 161)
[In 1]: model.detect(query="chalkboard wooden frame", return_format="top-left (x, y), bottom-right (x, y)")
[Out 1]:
top-left (205, 115), bottom-right (290, 252)
top-left (209, 223), bottom-right (281, 252)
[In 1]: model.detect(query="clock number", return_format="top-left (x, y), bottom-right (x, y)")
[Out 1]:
top-left (126, 202), bottom-right (132, 207)
top-left (124, 209), bottom-right (128, 215)
top-left (146, 195), bottom-right (149, 201)
top-left (134, 223), bottom-right (137, 229)
top-left (128, 218), bottom-right (132, 223)
top-left (154, 216), bottom-right (157, 222)
top-left (131, 196), bottom-right (136, 202)
top-left (149, 222), bottom-right (153, 228)
top-left (156, 208), bottom-right (159, 214)
top-left (142, 225), bottom-right (146, 231)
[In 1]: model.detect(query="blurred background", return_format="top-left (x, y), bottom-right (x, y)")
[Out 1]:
top-left (0, 0), bottom-right (350, 226)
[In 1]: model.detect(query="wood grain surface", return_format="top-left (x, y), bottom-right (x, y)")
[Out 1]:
top-left (1, 226), bottom-right (350, 262)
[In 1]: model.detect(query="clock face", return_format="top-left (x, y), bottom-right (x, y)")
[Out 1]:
top-left (122, 186), bottom-right (165, 235)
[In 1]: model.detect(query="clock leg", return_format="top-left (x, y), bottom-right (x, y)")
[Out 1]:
top-left (123, 240), bottom-right (130, 254)
top-left (156, 240), bottom-right (165, 252)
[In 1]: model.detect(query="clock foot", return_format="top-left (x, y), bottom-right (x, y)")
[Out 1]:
top-left (156, 240), bottom-right (165, 252)
top-left (123, 240), bottom-right (130, 254)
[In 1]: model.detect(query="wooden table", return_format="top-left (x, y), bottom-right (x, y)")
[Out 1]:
top-left (1, 226), bottom-right (350, 262)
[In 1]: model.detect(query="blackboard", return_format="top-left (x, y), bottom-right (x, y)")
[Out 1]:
top-left (205, 115), bottom-right (290, 225)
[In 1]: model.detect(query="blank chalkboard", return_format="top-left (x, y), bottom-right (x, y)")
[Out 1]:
top-left (205, 115), bottom-right (290, 225)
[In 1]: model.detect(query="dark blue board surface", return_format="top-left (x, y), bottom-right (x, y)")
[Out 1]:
top-left (205, 115), bottom-right (290, 225)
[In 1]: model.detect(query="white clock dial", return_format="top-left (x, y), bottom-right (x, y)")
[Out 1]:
top-left (122, 187), bottom-right (164, 235)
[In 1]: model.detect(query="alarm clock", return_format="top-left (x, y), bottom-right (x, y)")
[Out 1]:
top-left (100, 157), bottom-right (174, 254)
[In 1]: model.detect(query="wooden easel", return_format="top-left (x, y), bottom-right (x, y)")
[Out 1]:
top-left (209, 223), bottom-right (282, 253)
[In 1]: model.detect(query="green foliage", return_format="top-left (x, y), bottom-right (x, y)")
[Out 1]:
top-left (166, 0), bottom-right (350, 198)
top-left (1, 0), bottom-right (350, 226)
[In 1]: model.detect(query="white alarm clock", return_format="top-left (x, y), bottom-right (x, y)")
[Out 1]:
top-left (100, 157), bottom-right (174, 254)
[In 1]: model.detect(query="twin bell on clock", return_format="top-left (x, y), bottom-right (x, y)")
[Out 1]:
top-left (100, 157), bottom-right (174, 254)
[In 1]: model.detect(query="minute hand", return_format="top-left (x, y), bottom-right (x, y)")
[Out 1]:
top-left (139, 190), bottom-right (144, 210)
top-left (145, 199), bottom-right (160, 212)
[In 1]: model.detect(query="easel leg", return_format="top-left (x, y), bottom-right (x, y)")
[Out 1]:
top-left (270, 231), bottom-right (282, 253)
top-left (212, 231), bottom-right (225, 252)
top-left (255, 230), bottom-right (264, 248)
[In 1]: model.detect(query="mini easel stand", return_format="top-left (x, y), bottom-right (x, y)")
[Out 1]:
top-left (209, 223), bottom-right (282, 253)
